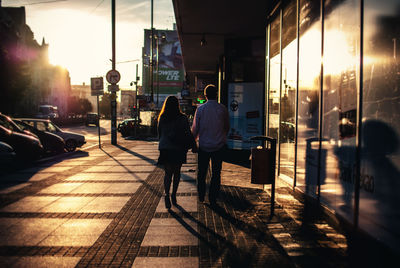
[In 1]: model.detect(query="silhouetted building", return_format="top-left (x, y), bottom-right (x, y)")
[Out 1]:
top-left (0, 5), bottom-right (70, 116)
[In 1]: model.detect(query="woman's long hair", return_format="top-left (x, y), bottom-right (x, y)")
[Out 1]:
top-left (158, 95), bottom-right (182, 122)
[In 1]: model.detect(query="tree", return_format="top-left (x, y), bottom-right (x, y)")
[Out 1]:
top-left (79, 98), bottom-right (93, 114)
top-left (67, 96), bottom-right (93, 115)
top-left (99, 92), bottom-right (112, 118)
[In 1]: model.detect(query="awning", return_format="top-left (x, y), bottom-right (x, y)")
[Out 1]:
top-left (172, 0), bottom-right (277, 77)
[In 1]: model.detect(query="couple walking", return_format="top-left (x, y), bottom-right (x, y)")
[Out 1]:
top-left (157, 85), bottom-right (230, 209)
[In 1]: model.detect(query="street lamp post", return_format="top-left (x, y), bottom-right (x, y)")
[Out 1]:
top-left (155, 35), bottom-right (159, 107)
top-left (111, 0), bottom-right (117, 145)
top-left (150, 0), bottom-right (154, 103)
top-left (155, 33), bottom-right (165, 108)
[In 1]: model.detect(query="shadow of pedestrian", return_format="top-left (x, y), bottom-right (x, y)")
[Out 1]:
top-left (100, 147), bottom-right (162, 198)
top-left (113, 144), bottom-right (157, 165)
top-left (171, 203), bottom-right (287, 267)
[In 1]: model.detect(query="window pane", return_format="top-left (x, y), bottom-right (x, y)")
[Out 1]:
top-left (47, 123), bottom-right (57, 132)
top-left (360, 0), bottom-right (400, 251)
top-left (279, 0), bottom-right (297, 180)
top-left (320, 0), bottom-right (360, 223)
top-left (296, 0), bottom-right (321, 197)
top-left (37, 122), bottom-right (46, 131)
top-left (268, 16), bottom-right (281, 140)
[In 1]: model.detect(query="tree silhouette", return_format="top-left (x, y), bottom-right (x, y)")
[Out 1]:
top-left (99, 92), bottom-right (112, 118)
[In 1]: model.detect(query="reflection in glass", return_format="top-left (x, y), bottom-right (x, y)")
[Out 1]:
top-left (320, 0), bottom-right (360, 223)
top-left (296, 0), bottom-right (321, 197)
top-left (360, 0), bottom-right (400, 252)
top-left (268, 16), bottom-right (281, 141)
top-left (279, 0), bottom-right (297, 180)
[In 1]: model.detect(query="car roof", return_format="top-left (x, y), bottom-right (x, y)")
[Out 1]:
top-left (17, 118), bottom-right (51, 122)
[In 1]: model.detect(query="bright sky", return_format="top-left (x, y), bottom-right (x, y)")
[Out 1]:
top-left (3, 0), bottom-right (176, 88)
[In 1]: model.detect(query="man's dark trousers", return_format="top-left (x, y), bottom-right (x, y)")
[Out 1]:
top-left (197, 146), bottom-right (226, 203)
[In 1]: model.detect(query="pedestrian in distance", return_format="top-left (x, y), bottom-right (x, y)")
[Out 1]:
top-left (157, 96), bottom-right (197, 209)
top-left (191, 84), bottom-right (229, 206)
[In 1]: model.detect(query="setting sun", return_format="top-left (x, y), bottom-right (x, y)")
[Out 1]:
top-left (43, 9), bottom-right (111, 84)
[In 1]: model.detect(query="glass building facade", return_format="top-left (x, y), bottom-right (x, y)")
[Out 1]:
top-left (265, 0), bottom-right (400, 252)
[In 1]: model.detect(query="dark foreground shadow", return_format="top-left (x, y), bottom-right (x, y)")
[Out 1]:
top-left (224, 149), bottom-right (251, 168)
top-left (170, 186), bottom-right (293, 268)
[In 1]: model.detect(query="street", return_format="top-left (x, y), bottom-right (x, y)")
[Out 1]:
top-left (63, 119), bottom-right (112, 149)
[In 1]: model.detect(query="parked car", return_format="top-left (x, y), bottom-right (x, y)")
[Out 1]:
top-left (118, 118), bottom-right (141, 137)
top-left (85, 112), bottom-right (99, 126)
top-left (0, 113), bottom-right (38, 139)
top-left (13, 119), bottom-right (65, 155)
top-left (19, 118), bottom-right (86, 152)
top-left (36, 105), bottom-right (59, 119)
top-left (0, 141), bottom-right (16, 165)
top-left (0, 125), bottom-right (43, 160)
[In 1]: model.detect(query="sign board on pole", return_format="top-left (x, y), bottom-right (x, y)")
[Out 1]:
top-left (90, 77), bottom-right (104, 96)
top-left (108, 84), bottom-right (119, 92)
top-left (106, 70), bottom-right (121, 84)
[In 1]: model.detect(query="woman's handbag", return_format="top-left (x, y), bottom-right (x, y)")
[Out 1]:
top-left (171, 116), bottom-right (195, 151)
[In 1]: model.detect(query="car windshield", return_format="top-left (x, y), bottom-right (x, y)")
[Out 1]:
top-left (0, 116), bottom-right (22, 132)
top-left (47, 122), bottom-right (60, 132)
top-left (13, 120), bottom-right (25, 129)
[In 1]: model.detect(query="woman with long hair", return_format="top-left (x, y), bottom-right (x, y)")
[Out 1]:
top-left (157, 96), bottom-right (197, 209)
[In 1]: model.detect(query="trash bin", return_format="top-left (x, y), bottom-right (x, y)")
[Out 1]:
top-left (250, 135), bottom-right (277, 217)
top-left (250, 136), bottom-right (276, 184)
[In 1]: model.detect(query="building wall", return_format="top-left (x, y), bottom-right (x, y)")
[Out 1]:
top-left (48, 66), bottom-right (71, 117)
top-left (266, 0), bottom-right (400, 252)
top-left (70, 84), bottom-right (97, 112)
top-left (120, 90), bottom-right (136, 118)
top-left (0, 6), bottom-right (71, 117)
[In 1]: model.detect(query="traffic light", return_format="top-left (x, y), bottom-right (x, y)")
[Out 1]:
top-left (197, 98), bottom-right (206, 104)
top-left (131, 106), bottom-right (138, 118)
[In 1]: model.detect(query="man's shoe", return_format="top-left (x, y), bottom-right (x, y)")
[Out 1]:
top-left (164, 195), bottom-right (171, 209)
top-left (171, 193), bottom-right (177, 206)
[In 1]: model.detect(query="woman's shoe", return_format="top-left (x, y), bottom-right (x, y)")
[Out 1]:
top-left (171, 193), bottom-right (177, 206)
top-left (164, 195), bottom-right (171, 209)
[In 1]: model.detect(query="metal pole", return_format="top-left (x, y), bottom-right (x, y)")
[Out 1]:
top-left (156, 36), bottom-right (159, 107)
top-left (97, 95), bottom-right (101, 148)
top-left (134, 64), bottom-right (138, 137)
top-left (150, 0), bottom-right (154, 103)
top-left (270, 138), bottom-right (276, 218)
top-left (135, 64), bottom-right (139, 115)
top-left (111, 0), bottom-right (117, 145)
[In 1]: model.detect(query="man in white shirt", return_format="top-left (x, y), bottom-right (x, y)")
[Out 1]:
top-left (191, 84), bottom-right (230, 205)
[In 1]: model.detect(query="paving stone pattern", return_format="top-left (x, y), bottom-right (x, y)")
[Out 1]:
top-left (0, 140), bottom-right (358, 267)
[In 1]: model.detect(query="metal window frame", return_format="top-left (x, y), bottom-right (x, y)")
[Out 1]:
top-left (354, 0), bottom-right (364, 229)
top-left (294, 0), bottom-right (300, 188)
top-left (266, 25), bottom-right (271, 137)
top-left (316, 0), bottom-right (325, 201)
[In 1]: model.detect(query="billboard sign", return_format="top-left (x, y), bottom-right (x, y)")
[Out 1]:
top-left (143, 29), bottom-right (184, 95)
top-left (227, 82), bottom-right (263, 150)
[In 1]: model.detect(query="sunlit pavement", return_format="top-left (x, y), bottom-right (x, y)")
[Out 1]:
top-left (0, 137), bottom-right (391, 267)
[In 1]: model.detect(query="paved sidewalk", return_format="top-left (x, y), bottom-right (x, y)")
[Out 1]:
top-left (0, 139), bottom-right (380, 267)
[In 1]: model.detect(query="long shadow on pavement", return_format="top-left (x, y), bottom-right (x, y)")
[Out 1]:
top-left (99, 148), bottom-right (162, 199)
top-left (172, 194), bottom-right (293, 268)
top-left (113, 144), bottom-right (157, 165)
